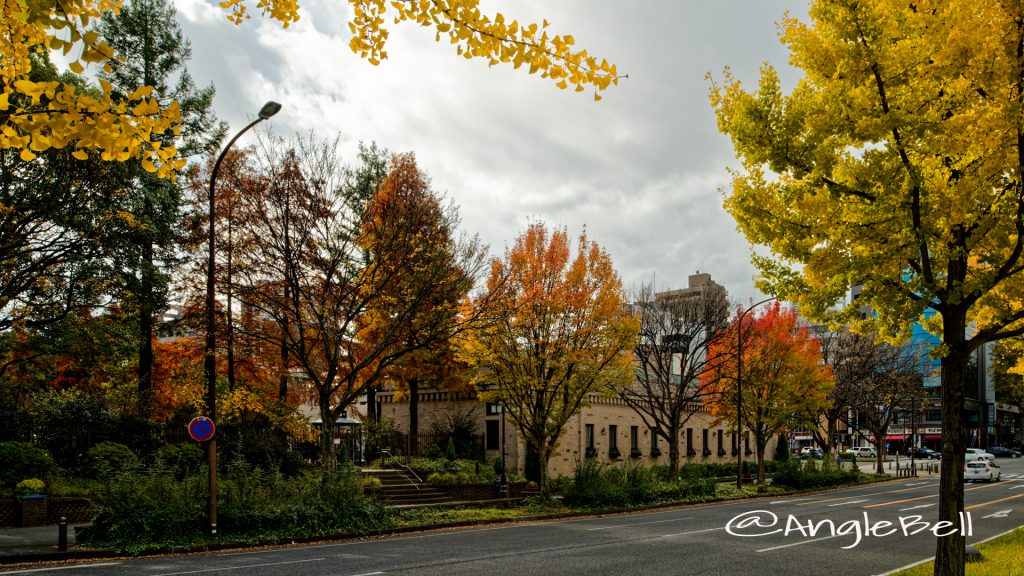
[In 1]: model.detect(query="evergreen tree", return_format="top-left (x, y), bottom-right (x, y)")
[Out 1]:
top-left (95, 0), bottom-right (226, 418)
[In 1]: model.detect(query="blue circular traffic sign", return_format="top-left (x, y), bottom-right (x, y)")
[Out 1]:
top-left (188, 416), bottom-right (216, 442)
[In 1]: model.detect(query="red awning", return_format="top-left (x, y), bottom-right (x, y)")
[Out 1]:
top-left (922, 434), bottom-right (942, 440)
top-left (884, 434), bottom-right (909, 441)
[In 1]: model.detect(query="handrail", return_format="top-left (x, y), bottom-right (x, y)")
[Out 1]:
top-left (380, 450), bottom-right (423, 485)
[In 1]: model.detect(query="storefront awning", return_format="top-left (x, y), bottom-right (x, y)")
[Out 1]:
top-left (884, 434), bottom-right (909, 441)
top-left (922, 433), bottom-right (942, 440)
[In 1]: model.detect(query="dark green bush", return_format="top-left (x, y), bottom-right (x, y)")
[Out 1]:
top-left (82, 464), bottom-right (396, 554)
top-left (0, 441), bottom-right (56, 488)
top-left (80, 471), bottom-right (206, 554)
top-left (771, 460), bottom-right (860, 489)
top-left (84, 442), bottom-right (140, 479)
top-left (154, 443), bottom-right (204, 479)
top-left (565, 460), bottom-right (689, 507)
top-left (775, 435), bottom-right (790, 461)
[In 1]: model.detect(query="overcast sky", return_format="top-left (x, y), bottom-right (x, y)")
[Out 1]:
top-left (170, 0), bottom-right (808, 304)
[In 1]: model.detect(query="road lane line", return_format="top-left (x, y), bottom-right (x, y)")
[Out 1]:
top-left (798, 483), bottom-right (939, 506)
top-left (587, 517), bottom-right (692, 531)
top-left (864, 481), bottom-right (1007, 509)
top-left (898, 503), bottom-right (935, 512)
top-left (0, 564), bottom-right (121, 575)
top-left (903, 482), bottom-right (929, 487)
top-left (755, 533), bottom-right (844, 552)
top-left (770, 498), bottom-right (811, 504)
top-left (1010, 484), bottom-right (1024, 490)
top-left (153, 558), bottom-right (325, 576)
top-left (661, 527), bottom-right (726, 537)
top-left (827, 499), bottom-right (869, 507)
top-left (964, 493), bottom-right (1024, 511)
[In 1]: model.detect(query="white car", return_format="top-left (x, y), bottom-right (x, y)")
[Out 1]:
top-left (966, 448), bottom-right (996, 461)
top-left (964, 460), bottom-right (1000, 482)
top-left (851, 446), bottom-right (877, 459)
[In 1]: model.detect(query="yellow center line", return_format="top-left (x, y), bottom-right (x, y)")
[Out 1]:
top-left (796, 482), bottom-right (940, 506)
top-left (964, 493), bottom-right (1024, 511)
top-left (864, 481), bottom-right (1014, 509)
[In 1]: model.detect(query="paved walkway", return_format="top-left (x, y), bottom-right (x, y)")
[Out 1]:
top-left (0, 522), bottom-right (92, 563)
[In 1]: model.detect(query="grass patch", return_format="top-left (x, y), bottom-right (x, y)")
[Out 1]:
top-left (889, 527), bottom-right (1024, 576)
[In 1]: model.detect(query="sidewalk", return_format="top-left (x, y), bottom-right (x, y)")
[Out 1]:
top-left (0, 523), bottom-right (101, 564)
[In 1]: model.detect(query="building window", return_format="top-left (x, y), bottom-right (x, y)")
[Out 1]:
top-left (650, 428), bottom-right (661, 457)
top-left (731, 432), bottom-right (738, 456)
top-left (609, 425), bottom-right (620, 458)
top-left (585, 424), bottom-right (597, 458)
top-left (486, 420), bottom-right (499, 451)
top-left (630, 426), bottom-right (641, 458)
top-left (718, 429), bottom-right (725, 456)
top-left (702, 428), bottom-right (711, 457)
top-left (687, 428), bottom-right (696, 457)
top-left (485, 403), bottom-right (502, 415)
top-left (745, 431), bottom-right (752, 455)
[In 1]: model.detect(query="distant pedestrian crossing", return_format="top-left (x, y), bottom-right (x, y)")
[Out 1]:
top-left (1002, 473), bottom-right (1024, 479)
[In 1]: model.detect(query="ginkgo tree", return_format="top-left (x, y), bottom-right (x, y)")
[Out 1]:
top-left (709, 1), bottom-right (1024, 573)
top-left (2, 0), bottom-right (620, 178)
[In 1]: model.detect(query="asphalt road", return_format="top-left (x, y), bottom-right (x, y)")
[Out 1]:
top-left (4, 458), bottom-right (1024, 576)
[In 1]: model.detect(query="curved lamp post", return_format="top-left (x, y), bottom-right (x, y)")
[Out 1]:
top-left (205, 101), bottom-right (282, 535)
top-left (735, 296), bottom-right (777, 489)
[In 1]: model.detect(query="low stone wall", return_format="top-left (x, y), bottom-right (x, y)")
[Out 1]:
top-left (0, 497), bottom-right (93, 527)
top-left (434, 482), bottom-right (527, 501)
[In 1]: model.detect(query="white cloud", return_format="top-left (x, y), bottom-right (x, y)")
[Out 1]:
top-left (171, 0), bottom-right (808, 301)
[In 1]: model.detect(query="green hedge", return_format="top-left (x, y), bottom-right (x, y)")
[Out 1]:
top-left (80, 464), bottom-right (395, 554)
top-left (564, 460), bottom-right (715, 508)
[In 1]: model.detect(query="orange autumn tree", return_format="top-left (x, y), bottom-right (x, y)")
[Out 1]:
top-left (702, 302), bottom-right (832, 484)
top-left (462, 223), bottom-right (639, 491)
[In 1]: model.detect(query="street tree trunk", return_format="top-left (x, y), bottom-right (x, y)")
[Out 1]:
top-left (667, 422), bottom-right (681, 477)
top-left (408, 378), bottom-right (419, 456)
top-left (319, 394), bottom-right (336, 484)
top-left (934, 307), bottom-right (968, 576)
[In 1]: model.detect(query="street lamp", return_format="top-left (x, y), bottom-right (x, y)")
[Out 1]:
top-left (204, 100), bottom-right (282, 535)
top-left (736, 296), bottom-right (777, 489)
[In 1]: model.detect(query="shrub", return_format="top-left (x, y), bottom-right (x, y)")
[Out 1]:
top-left (445, 437), bottom-right (457, 463)
top-left (154, 443), bottom-right (204, 479)
top-left (84, 442), bottom-right (141, 480)
top-left (771, 460), bottom-right (860, 489)
top-left (0, 441), bottom-right (56, 488)
top-left (83, 465), bottom-right (396, 554)
top-left (774, 435), bottom-right (790, 461)
top-left (492, 457), bottom-right (504, 476)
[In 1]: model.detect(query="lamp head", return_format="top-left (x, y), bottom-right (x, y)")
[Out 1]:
top-left (258, 101), bottom-right (282, 120)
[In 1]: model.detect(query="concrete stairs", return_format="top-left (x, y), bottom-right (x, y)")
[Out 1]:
top-left (362, 469), bottom-right (453, 506)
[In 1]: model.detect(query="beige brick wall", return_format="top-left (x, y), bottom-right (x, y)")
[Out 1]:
top-left (375, 390), bottom-right (776, 478)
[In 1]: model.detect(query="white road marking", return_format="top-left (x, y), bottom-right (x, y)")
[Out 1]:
top-left (587, 517), bottom-right (692, 531)
top-left (827, 499), bottom-right (869, 507)
top-left (152, 558), bottom-right (325, 576)
top-left (0, 564), bottom-right (121, 575)
top-left (661, 527), bottom-right (726, 537)
top-left (1009, 484), bottom-right (1024, 490)
top-left (770, 498), bottom-right (811, 504)
top-left (756, 533), bottom-right (845, 552)
top-left (903, 482), bottom-right (928, 487)
top-left (898, 503), bottom-right (935, 512)
top-left (981, 510), bottom-right (1012, 519)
